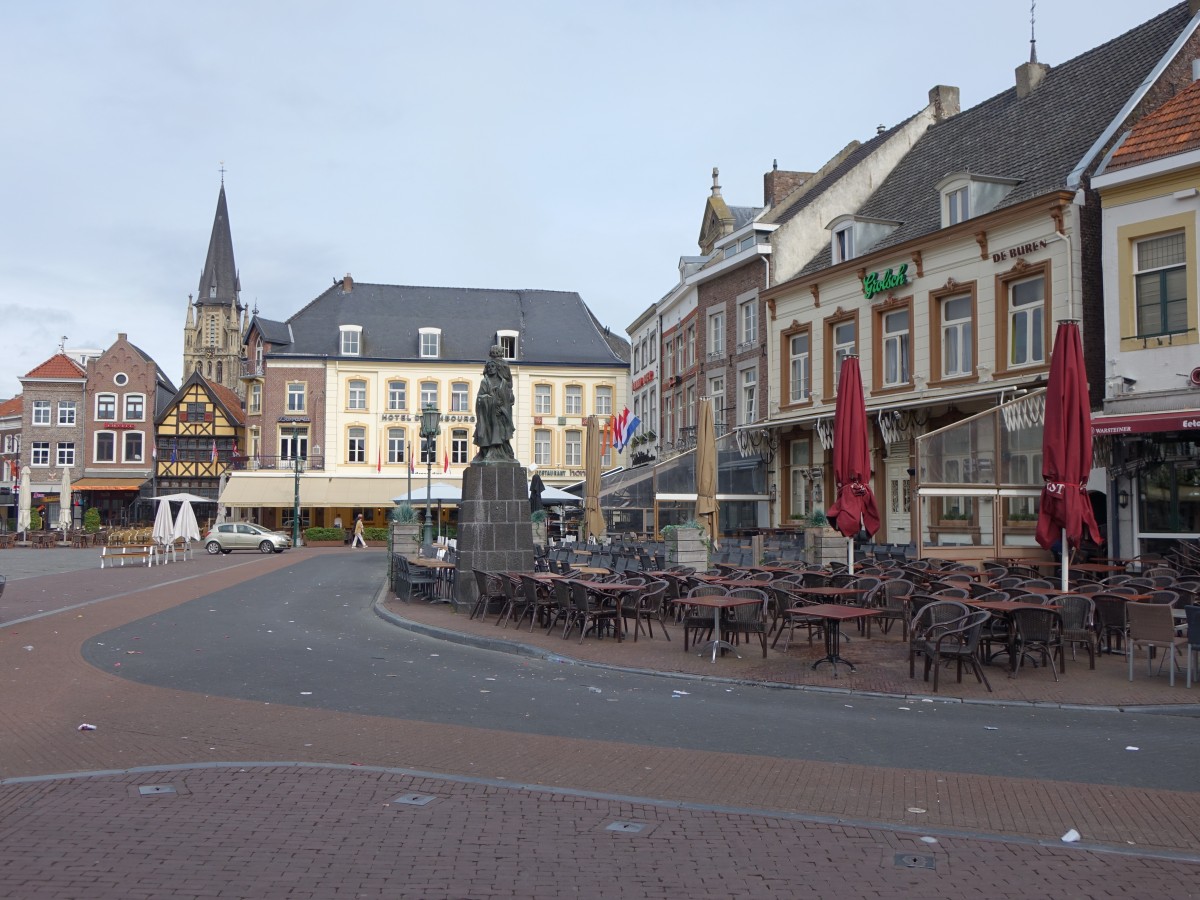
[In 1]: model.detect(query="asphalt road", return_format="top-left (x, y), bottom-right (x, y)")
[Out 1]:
top-left (81, 552), bottom-right (1200, 792)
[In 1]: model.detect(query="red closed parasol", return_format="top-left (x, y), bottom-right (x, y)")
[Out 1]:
top-left (827, 357), bottom-right (879, 571)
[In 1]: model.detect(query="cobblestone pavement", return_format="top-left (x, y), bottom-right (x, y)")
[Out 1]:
top-left (1, 547), bottom-right (1198, 898)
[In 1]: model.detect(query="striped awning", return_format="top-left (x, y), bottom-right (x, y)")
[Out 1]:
top-left (71, 477), bottom-right (148, 491)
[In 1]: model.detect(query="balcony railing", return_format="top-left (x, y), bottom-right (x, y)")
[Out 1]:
top-left (230, 454), bottom-right (326, 472)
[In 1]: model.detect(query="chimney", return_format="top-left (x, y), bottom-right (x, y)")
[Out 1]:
top-left (342, 273), bottom-right (353, 292)
top-left (1015, 60), bottom-right (1049, 99)
top-left (928, 85), bottom-right (960, 122)
top-left (763, 160), bottom-right (809, 208)
top-left (117, 333), bottom-right (127, 342)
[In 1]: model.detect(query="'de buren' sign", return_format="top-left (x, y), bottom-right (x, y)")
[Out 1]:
top-left (862, 264), bottom-right (908, 300)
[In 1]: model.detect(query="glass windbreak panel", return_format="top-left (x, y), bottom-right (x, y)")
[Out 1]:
top-left (720, 446), bottom-right (765, 494)
top-left (655, 450), bottom-right (695, 495)
top-left (721, 500), bottom-right (761, 534)
top-left (920, 414), bottom-right (996, 485)
top-left (656, 500), bottom-right (698, 530)
top-left (920, 495), bottom-right (995, 549)
top-left (1002, 495), bottom-right (1042, 547)
top-left (1140, 450), bottom-right (1200, 534)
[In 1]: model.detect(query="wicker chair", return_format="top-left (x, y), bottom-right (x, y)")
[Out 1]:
top-left (1054, 594), bottom-right (1097, 669)
top-left (1009, 607), bottom-right (1064, 681)
top-left (720, 587), bottom-right (770, 658)
top-left (908, 600), bottom-right (971, 679)
top-left (564, 580), bottom-right (621, 643)
top-left (682, 585), bottom-right (727, 651)
top-left (872, 578), bottom-right (915, 638)
top-left (470, 569), bottom-right (506, 621)
top-left (626, 579), bottom-right (671, 642)
top-left (1127, 601), bottom-right (1188, 686)
top-left (914, 609), bottom-right (993, 693)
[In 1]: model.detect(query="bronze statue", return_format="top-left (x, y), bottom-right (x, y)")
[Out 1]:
top-left (472, 346), bottom-right (516, 463)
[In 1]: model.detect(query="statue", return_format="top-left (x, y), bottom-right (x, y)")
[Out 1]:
top-left (472, 345), bottom-right (516, 463)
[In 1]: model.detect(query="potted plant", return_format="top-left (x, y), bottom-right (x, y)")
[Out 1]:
top-left (83, 508), bottom-right (102, 533)
top-left (530, 508), bottom-right (548, 547)
top-left (803, 510), bottom-right (846, 566)
top-left (390, 503), bottom-right (422, 555)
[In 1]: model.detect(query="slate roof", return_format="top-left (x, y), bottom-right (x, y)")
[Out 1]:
top-left (21, 354), bottom-right (87, 380)
top-left (195, 184), bottom-right (241, 310)
top-left (797, 2), bottom-right (1192, 276)
top-left (247, 316), bottom-right (293, 347)
top-left (270, 283), bottom-right (629, 368)
top-left (1107, 77), bottom-right (1200, 170)
top-left (729, 205), bottom-right (762, 230)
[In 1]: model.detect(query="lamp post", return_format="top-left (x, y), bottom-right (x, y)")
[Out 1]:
top-left (291, 426), bottom-right (305, 548)
top-left (420, 404), bottom-right (440, 547)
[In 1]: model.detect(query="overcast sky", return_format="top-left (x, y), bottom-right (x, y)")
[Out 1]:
top-left (0, 0), bottom-right (1177, 398)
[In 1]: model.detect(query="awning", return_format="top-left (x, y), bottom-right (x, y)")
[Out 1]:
top-left (220, 474), bottom-right (413, 508)
top-left (1091, 410), bottom-right (1200, 436)
top-left (71, 477), bottom-right (148, 491)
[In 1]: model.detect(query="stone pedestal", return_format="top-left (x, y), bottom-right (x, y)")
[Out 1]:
top-left (453, 464), bottom-right (535, 613)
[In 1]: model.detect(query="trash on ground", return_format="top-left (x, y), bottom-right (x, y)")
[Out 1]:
top-left (77, 724), bottom-right (97, 731)
top-left (1061, 829), bottom-right (1080, 843)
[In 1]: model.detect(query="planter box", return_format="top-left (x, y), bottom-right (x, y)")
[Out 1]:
top-left (666, 527), bottom-right (709, 570)
top-left (804, 526), bottom-right (848, 567)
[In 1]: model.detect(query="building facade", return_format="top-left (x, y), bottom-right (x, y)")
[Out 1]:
top-left (17, 353), bottom-right (86, 527)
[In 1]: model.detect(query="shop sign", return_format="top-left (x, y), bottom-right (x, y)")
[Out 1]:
top-left (862, 264), bottom-right (908, 300)
top-left (992, 238), bottom-right (1047, 263)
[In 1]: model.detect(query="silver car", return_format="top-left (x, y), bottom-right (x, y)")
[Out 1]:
top-left (204, 522), bottom-right (292, 554)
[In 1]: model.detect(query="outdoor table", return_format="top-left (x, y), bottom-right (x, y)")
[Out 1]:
top-left (411, 558), bottom-right (456, 600)
top-left (789, 604), bottom-right (881, 676)
top-left (571, 566), bottom-right (611, 575)
top-left (791, 586), bottom-right (865, 603)
top-left (968, 600), bottom-right (1055, 673)
top-left (710, 578), bottom-right (775, 590)
top-left (672, 594), bottom-right (763, 662)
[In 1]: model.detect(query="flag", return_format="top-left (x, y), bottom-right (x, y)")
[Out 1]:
top-left (211, 439), bottom-right (218, 463)
top-left (376, 433), bottom-right (382, 473)
top-left (443, 449), bottom-right (449, 473)
top-left (170, 439), bottom-right (177, 464)
top-left (601, 418), bottom-right (612, 456)
top-left (151, 439), bottom-right (157, 462)
top-left (613, 407), bottom-right (640, 451)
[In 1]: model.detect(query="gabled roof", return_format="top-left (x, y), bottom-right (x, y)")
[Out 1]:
top-left (195, 183), bottom-right (241, 310)
top-left (797, 2), bottom-right (1192, 275)
top-left (0, 395), bottom-right (22, 417)
top-left (272, 282), bottom-right (628, 367)
top-left (160, 370), bottom-right (246, 427)
top-left (20, 353), bottom-right (87, 380)
top-left (245, 315), bottom-right (292, 347)
top-left (125, 340), bottom-right (177, 393)
top-left (1107, 77), bottom-right (1200, 171)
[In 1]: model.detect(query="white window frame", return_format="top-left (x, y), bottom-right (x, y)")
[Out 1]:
top-left (57, 401), bottom-right (77, 426)
top-left (565, 385), bottom-right (582, 416)
top-left (595, 386), bottom-right (612, 416)
top-left (533, 429), bottom-right (551, 465)
top-left (32, 400), bottom-right (51, 425)
top-left (451, 428), bottom-right (468, 465)
top-left (565, 430), bottom-right (582, 467)
top-left (832, 321), bottom-right (856, 392)
top-left (31, 441), bottom-right (50, 466)
top-left (249, 382), bottom-right (262, 414)
top-left (833, 223), bottom-right (855, 263)
top-left (1007, 275), bottom-right (1045, 368)
top-left (388, 380), bottom-right (407, 411)
top-left (534, 384), bottom-right (552, 416)
top-left (56, 442), bottom-right (75, 467)
top-left (708, 375), bottom-right (725, 425)
top-left (340, 325), bottom-right (362, 356)
top-left (347, 379), bottom-right (368, 411)
top-left (739, 367), bottom-right (757, 426)
top-left (123, 431), bottom-right (144, 463)
top-left (881, 308), bottom-right (911, 388)
top-left (95, 431), bottom-right (116, 463)
top-left (388, 428), bottom-right (407, 464)
top-left (789, 332), bottom-right (810, 403)
top-left (708, 312), bottom-right (725, 360)
top-left (451, 382), bottom-right (470, 413)
top-left (496, 329), bottom-right (518, 360)
top-left (286, 383), bottom-right (306, 414)
top-left (419, 327), bottom-right (441, 359)
top-left (124, 394), bottom-right (145, 421)
top-left (420, 381), bottom-right (438, 410)
top-left (347, 427), bottom-right (366, 464)
top-left (738, 297), bottom-right (758, 348)
top-left (940, 294), bottom-right (973, 378)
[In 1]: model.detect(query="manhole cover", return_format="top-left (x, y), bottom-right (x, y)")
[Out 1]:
top-left (605, 821), bottom-right (646, 834)
top-left (389, 793), bottom-right (436, 806)
top-left (894, 853), bottom-right (935, 870)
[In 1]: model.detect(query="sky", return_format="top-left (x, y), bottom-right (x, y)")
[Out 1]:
top-left (0, 0), bottom-right (1181, 398)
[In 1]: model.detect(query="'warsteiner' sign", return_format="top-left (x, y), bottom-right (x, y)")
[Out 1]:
top-left (862, 264), bottom-right (909, 300)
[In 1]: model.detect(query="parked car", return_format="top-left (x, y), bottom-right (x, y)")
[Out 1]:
top-left (204, 522), bottom-right (291, 554)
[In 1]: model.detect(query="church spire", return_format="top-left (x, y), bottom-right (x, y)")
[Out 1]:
top-left (196, 182), bottom-right (241, 311)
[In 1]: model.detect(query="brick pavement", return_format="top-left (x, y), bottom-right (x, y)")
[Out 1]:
top-left (1, 547), bottom-right (1199, 897)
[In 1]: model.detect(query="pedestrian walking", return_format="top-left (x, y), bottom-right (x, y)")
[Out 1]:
top-left (351, 514), bottom-right (367, 549)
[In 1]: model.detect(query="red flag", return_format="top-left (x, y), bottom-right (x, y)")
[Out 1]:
top-left (210, 439), bottom-right (218, 463)
top-left (442, 449), bottom-right (449, 473)
top-left (376, 433), bottom-right (382, 473)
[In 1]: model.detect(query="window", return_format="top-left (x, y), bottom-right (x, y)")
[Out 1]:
top-left (880, 308), bottom-right (911, 387)
top-left (282, 429), bottom-right (308, 460)
top-left (96, 395), bottom-right (116, 421)
top-left (388, 380), bottom-right (407, 411)
top-left (738, 298), bottom-right (757, 348)
top-left (1135, 232), bottom-right (1187, 337)
top-left (124, 432), bottom-right (143, 463)
top-left (533, 429), bottom-right (551, 465)
top-left (675, 334), bottom-right (684, 371)
top-left (709, 375), bottom-right (725, 426)
top-left (249, 383), bottom-right (262, 414)
top-left (32, 400), bottom-right (51, 425)
top-left (740, 368), bottom-right (757, 425)
top-left (114, 372), bottom-right (129, 386)
top-left (124, 394), bottom-right (144, 420)
top-left (387, 428), bottom-right (406, 463)
top-left (789, 331), bottom-right (810, 403)
top-left (347, 427), bottom-right (366, 463)
top-left (940, 294), bottom-right (974, 378)
top-left (58, 401), bottom-right (76, 426)
top-left (565, 386), bottom-right (582, 415)
top-left (420, 381), bottom-right (438, 409)
top-left (649, 332), bottom-right (657, 361)
top-left (96, 432), bottom-right (115, 462)
top-left (57, 442), bottom-right (75, 467)
top-left (664, 338), bottom-right (675, 378)
top-left (595, 386), bottom-right (612, 416)
top-left (348, 379), bottom-right (367, 411)
top-left (451, 382), bottom-right (470, 413)
top-left (633, 343), bottom-right (640, 370)
top-left (947, 186), bottom-right (969, 225)
top-left (286, 383), bottom-right (306, 413)
top-left (419, 328), bottom-right (441, 358)
top-left (685, 385), bottom-right (696, 428)
top-left (686, 324), bottom-right (696, 368)
top-left (534, 384), bottom-right (552, 416)
top-left (834, 224), bottom-right (854, 263)
top-left (451, 429), bottom-right (468, 465)
top-left (831, 320), bottom-right (857, 392)
top-left (340, 325), bottom-right (362, 356)
top-left (565, 430), bottom-right (582, 467)
top-left (1008, 275), bottom-right (1045, 367)
top-left (789, 439), bottom-right (812, 519)
top-left (708, 312), bottom-right (725, 359)
top-left (497, 330), bottom-right (518, 359)
top-left (31, 441), bottom-right (50, 466)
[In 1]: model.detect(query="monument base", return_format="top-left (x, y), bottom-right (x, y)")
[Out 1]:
top-left (453, 464), bottom-right (534, 613)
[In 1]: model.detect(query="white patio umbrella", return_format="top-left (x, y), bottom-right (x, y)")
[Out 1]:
top-left (151, 497), bottom-right (175, 547)
top-left (171, 499), bottom-right (201, 544)
top-left (537, 485), bottom-right (582, 505)
top-left (17, 465), bottom-right (31, 537)
top-left (59, 469), bottom-right (73, 531)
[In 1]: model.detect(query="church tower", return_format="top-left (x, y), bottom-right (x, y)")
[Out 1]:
top-left (183, 177), bottom-right (247, 397)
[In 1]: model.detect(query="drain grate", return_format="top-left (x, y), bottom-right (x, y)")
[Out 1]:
top-left (894, 853), bottom-right (935, 870)
top-left (389, 793), bottom-right (436, 806)
top-left (138, 785), bottom-right (177, 796)
top-left (605, 821), bottom-right (647, 834)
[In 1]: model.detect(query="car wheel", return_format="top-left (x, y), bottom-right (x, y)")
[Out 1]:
top-left (206, 541), bottom-right (223, 555)
top-left (259, 540), bottom-right (275, 553)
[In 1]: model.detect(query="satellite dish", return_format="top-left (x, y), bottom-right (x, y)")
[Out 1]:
top-left (1191, 367), bottom-right (1200, 387)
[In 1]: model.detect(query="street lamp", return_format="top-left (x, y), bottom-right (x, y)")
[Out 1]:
top-left (420, 404), bottom-right (441, 547)
top-left (292, 426), bottom-right (305, 548)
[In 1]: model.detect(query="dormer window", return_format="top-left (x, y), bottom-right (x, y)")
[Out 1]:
top-left (340, 324), bottom-right (362, 356)
top-left (419, 327), bottom-right (441, 358)
top-left (496, 329), bottom-right (518, 359)
top-left (828, 214), bottom-right (901, 264)
top-left (936, 172), bottom-right (1020, 228)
